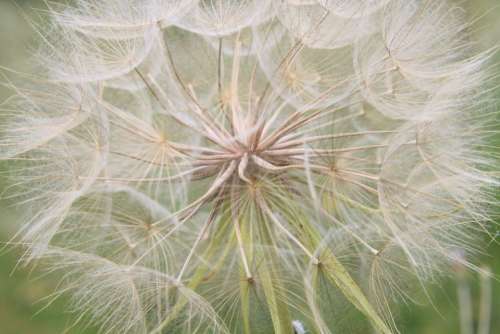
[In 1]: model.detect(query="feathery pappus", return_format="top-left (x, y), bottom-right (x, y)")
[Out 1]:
top-left (1, 0), bottom-right (499, 333)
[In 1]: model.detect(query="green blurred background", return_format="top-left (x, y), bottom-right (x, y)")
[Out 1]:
top-left (0, 1), bottom-right (499, 333)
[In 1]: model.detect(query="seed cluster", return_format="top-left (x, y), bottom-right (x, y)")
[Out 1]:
top-left (1, 1), bottom-right (497, 333)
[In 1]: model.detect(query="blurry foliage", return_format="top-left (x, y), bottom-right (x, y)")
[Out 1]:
top-left (0, 0), bottom-right (499, 333)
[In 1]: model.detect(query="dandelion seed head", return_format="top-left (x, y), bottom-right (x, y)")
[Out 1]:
top-left (1, 0), bottom-right (498, 333)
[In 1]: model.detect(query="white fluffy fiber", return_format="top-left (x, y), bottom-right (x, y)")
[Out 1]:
top-left (1, 0), bottom-right (498, 333)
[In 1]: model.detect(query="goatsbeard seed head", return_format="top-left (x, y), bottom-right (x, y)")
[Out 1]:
top-left (1, 0), bottom-right (498, 333)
